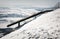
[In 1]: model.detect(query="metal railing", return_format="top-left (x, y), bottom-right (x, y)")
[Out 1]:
top-left (7, 10), bottom-right (53, 29)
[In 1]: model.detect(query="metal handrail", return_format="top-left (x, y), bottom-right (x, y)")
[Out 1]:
top-left (7, 10), bottom-right (53, 28)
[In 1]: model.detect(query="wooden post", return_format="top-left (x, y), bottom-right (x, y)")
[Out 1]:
top-left (18, 22), bottom-right (20, 28)
top-left (14, 22), bottom-right (20, 29)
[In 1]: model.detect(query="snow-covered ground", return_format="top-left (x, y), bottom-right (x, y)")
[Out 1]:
top-left (0, 8), bottom-right (39, 16)
top-left (0, 8), bottom-right (39, 28)
top-left (1, 8), bottom-right (60, 39)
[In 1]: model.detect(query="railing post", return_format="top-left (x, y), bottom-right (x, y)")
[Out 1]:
top-left (17, 22), bottom-right (20, 28)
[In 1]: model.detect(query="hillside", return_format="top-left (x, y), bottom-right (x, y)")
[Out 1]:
top-left (0, 8), bottom-right (39, 28)
top-left (1, 8), bottom-right (60, 39)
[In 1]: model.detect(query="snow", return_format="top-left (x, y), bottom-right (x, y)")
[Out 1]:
top-left (0, 8), bottom-right (39, 16)
top-left (15, 9), bottom-right (39, 16)
top-left (1, 9), bottom-right (60, 39)
top-left (0, 8), bottom-right (39, 28)
top-left (0, 18), bottom-right (22, 28)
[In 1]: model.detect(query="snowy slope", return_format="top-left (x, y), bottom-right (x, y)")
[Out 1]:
top-left (0, 8), bottom-right (39, 28)
top-left (1, 9), bottom-right (60, 39)
top-left (0, 8), bottom-right (39, 16)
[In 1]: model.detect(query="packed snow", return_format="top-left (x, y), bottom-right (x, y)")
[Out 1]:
top-left (1, 8), bottom-right (60, 39)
